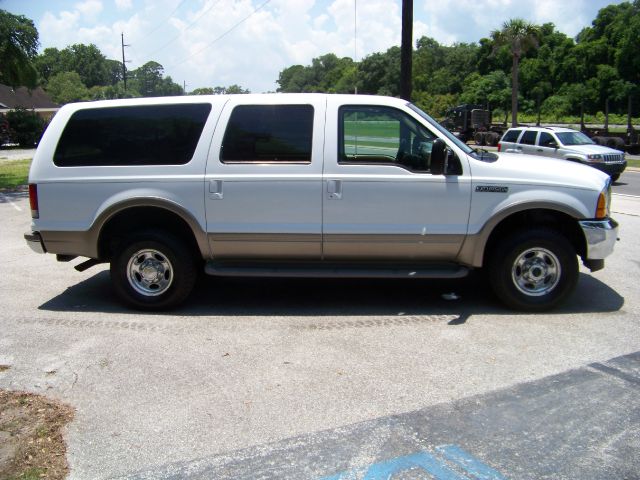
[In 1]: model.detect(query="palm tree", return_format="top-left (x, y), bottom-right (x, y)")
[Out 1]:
top-left (491, 19), bottom-right (539, 127)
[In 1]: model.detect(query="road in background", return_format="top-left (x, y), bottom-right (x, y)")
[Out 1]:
top-left (614, 169), bottom-right (640, 197)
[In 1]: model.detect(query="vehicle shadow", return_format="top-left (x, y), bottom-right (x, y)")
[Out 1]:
top-left (38, 270), bottom-right (624, 319)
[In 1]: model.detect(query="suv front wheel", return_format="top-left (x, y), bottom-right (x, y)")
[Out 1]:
top-left (488, 228), bottom-right (578, 311)
top-left (110, 230), bottom-right (198, 310)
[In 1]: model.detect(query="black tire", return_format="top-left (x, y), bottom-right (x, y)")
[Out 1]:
top-left (488, 228), bottom-right (578, 311)
top-left (110, 229), bottom-right (198, 310)
top-left (611, 173), bottom-right (620, 182)
top-left (474, 132), bottom-right (485, 146)
top-left (592, 136), bottom-right (604, 146)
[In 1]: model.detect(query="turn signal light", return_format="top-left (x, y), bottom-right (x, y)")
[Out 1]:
top-left (596, 191), bottom-right (607, 219)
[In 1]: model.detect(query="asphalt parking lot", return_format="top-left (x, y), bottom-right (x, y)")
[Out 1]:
top-left (1, 189), bottom-right (639, 479)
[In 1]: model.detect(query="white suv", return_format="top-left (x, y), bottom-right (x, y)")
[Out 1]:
top-left (498, 126), bottom-right (626, 181)
top-left (24, 94), bottom-right (618, 311)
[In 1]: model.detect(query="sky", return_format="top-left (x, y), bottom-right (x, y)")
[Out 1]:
top-left (1, 0), bottom-right (626, 93)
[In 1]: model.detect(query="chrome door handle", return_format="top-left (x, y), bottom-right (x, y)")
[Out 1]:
top-left (327, 180), bottom-right (342, 199)
top-left (209, 180), bottom-right (223, 199)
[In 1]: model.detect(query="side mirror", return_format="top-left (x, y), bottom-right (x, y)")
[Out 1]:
top-left (430, 139), bottom-right (447, 175)
top-left (547, 141), bottom-right (558, 149)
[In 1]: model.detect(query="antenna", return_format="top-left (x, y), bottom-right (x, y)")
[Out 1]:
top-left (354, 0), bottom-right (358, 94)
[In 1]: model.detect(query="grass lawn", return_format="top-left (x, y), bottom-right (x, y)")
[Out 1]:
top-left (627, 158), bottom-right (640, 168)
top-left (0, 159), bottom-right (31, 190)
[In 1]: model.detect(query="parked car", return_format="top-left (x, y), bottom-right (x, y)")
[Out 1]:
top-left (498, 126), bottom-right (627, 181)
top-left (25, 94), bottom-right (618, 311)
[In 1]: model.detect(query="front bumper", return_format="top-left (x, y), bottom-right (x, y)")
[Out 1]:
top-left (590, 160), bottom-right (627, 176)
top-left (24, 231), bottom-right (46, 254)
top-left (578, 218), bottom-right (618, 260)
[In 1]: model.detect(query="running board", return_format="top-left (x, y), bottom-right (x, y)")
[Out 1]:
top-left (204, 262), bottom-right (470, 279)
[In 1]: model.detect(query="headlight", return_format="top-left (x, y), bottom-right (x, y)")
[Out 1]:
top-left (587, 154), bottom-right (603, 163)
top-left (596, 181), bottom-right (611, 219)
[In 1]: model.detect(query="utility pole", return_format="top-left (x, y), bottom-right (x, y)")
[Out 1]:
top-left (121, 33), bottom-right (131, 91)
top-left (400, 0), bottom-right (413, 101)
top-left (183, 80), bottom-right (187, 95)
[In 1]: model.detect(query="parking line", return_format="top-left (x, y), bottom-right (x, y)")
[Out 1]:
top-left (613, 193), bottom-right (640, 199)
top-left (0, 193), bottom-right (22, 211)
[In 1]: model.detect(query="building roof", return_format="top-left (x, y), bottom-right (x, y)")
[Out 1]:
top-left (0, 84), bottom-right (59, 110)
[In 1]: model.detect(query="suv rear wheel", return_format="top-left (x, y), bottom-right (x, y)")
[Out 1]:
top-left (488, 228), bottom-right (578, 311)
top-left (110, 230), bottom-right (198, 310)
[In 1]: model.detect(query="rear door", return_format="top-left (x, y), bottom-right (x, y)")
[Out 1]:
top-left (204, 96), bottom-right (325, 260)
top-left (518, 130), bottom-right (539, 155)
top-left (499, 129), bottom-right (522, 152)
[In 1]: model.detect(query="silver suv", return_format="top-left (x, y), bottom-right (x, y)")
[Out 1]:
top-left (498, 126), bottom-right (626, 181)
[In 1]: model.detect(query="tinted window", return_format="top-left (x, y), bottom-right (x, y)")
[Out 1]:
top-left (54, 104), bottom-right (211, 167)
top-left (520, 130), bottom-right (538, 145)
top-left (556, 131), bottom-right (594, 146)
top-left (501, 129), bottom-right (521, 143)
top-left (539, 132), bottom-right (555, 147)
top-left (221, 105), bottom-right (314, 163)
top-left (339, 105), bottom-right (436, 173)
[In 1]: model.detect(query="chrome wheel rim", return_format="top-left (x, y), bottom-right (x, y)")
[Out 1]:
top-left (511, 247), bottom-right (561, 297)
top-left (126, 249), bottom-right (173, 297)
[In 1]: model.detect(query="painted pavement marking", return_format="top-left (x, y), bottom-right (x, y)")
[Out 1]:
top-left (0, 193), bottom-right (22, 211)
top-left (320, 445), bottom-right (506, 480)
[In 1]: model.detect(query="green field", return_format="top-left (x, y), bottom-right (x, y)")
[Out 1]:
top-left (0, 159), bottom-right (31, 190)
top-left (344, 120), bottom-right (400, 155)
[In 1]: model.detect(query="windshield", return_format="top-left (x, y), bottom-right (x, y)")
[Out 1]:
top-left (556, 131), bottom-right (594, 146)
top-left (407, 103), bottom-right (473, 154)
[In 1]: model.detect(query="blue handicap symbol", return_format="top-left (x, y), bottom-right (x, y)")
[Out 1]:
top-left (320, 444), bottom-right (506, 480)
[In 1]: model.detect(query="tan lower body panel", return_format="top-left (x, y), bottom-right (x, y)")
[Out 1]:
top-left (209, 233), bottom-right (321, 259)
top-left (209, 233), bottom-right (464, 261)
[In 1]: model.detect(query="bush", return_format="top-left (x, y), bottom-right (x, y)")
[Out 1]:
top-left (6, 108), bottom-right (46, 147)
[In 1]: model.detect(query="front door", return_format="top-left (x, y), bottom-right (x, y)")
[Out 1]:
top-left (322, 99), bottom-right (472, 262)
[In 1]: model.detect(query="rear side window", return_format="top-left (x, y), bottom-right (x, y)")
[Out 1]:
top-left (54, 104), bottom-right (212, 167)
top-left (501, 129), bottom-right (521, 143)
top-left (520, 130), bottom-right (538, 145)
top-left (220, 105), bottom-right (314, 163)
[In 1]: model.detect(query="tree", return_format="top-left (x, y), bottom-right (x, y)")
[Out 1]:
top-left (459, 70), bottom-right (510, 112)
top-left (129, 61), bottom-right (183, 97)
top-left (358, 46), bottom-right (401, 96)
top-left (276, 54), bottom-right (356, 93)
top-left (0, 10), bottom-right (39, 88)
top-left (6, 108), bottom-right (45, 147)
top-left (33, 47), bottom-right (63, 84)
top-left (413, 37), bottom-right (478, 96)
top-left (225, 84), bottom-right (250, 94)
top-left (490, 19), bottom-right (540, 126)
top-left (63, 44), bottom-right (111, 87)
top-left (46, 71), bottom-right (89, 104)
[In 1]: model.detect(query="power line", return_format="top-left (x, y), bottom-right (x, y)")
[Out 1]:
top-left (168, 0), bottom-right (272, 69)
top-left (137, 0), bottom-right (189, 44)
top-left (143, 0), bottom-right (223, 59)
